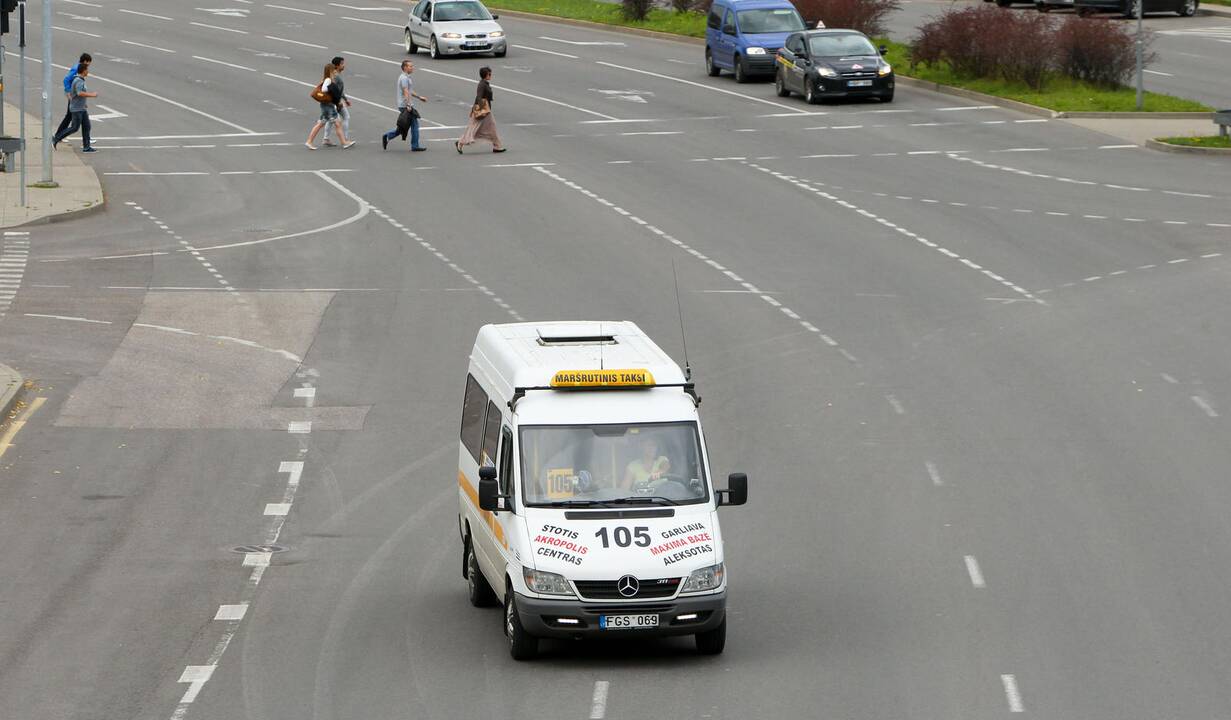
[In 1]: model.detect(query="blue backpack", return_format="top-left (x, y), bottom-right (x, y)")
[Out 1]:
top-left (62, 66), bottom-right (78, 94)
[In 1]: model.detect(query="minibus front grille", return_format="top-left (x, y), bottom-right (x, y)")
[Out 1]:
top-left (574, 579), bottom-right (681, 600)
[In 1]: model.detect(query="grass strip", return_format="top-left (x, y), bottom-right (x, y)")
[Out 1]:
top-left (1157, 135), bottom-right (1231, 148)
top-left (880, 40), bottom-right (1210, 112)
top-left (491, 0), bottom-right (707, 37)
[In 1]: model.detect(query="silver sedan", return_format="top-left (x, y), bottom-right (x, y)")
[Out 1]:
top-left (404, 0), bottom-right (508, 59)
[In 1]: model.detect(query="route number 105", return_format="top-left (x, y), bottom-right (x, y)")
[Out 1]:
top-left (595, 526), bottom-right (651, 548)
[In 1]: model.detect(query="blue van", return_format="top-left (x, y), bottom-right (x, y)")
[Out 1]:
top-left (705, 0), bottom-right (812, 83)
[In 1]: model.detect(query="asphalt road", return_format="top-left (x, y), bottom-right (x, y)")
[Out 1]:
top-left (0, 3), bottom-right (1229, 720)
top-left (885, 0), bottom-right (1231, 108)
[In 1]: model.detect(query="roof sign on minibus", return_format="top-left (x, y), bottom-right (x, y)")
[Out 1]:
top-left (550, 369), bottom-right (655, 388)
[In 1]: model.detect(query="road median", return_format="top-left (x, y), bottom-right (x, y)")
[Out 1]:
top-left (1, 103), bottom-right (106, 229)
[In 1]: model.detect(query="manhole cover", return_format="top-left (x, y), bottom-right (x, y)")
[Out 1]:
top-left (231, 544), bottom-right (288, 554)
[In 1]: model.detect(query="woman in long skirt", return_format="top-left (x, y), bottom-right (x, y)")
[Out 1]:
top-left (456, 66), bottom-right (506, 154)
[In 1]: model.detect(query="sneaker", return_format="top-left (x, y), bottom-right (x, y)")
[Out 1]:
top-left (82, 147), bottom-right (98, 153)
top-left (342, 141), bottom-right (356, 149)
top-left (323, 139), bottom-right (338, 147)
top-left (382, 134), bottom-right (389, 151)
top-left (492, 147), bottom-right (507, 153)
top-left (411, 147), bottom-right (427, 152)
top-left (305, 142), bottom-right (317, 151)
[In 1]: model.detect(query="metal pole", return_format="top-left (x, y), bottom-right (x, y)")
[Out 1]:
top-left (19, 0), bottom-right (26, 204)
top-left (39, 0), bottom-right (53, 186)
top-left (1135, 0), bottom-right (1143, 111)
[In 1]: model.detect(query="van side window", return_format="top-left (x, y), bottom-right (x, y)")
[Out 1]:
top-left (721, 10), bottom-right (736, 35)
top-left (480, 400), bottom-right (502, 467)
top-left (460, 374), bottom-right (488, 463)
top-left (498, 427), bottom-right (514, 497)
top-left (707, 7), bottom-right (722, 29)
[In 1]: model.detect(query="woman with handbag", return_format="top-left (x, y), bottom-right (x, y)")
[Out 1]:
top-left (455, 66), bottom-right (505, 154)
top-left (306, 63), bottom-right (355, 150)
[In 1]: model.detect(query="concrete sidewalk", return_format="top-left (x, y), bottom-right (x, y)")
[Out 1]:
top-left (1062, 116), bottom-right (1224, 146)
top-left (0, 102), bottom-right (105, 228)
top-left (0, 362), bottom-right (22, 422)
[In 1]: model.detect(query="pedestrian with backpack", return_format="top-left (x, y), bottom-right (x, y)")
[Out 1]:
top-left (52, 63), bottom-right (97, 153)
top-left (381, 60), bottom-right (428, 152)
top-left (321, 56), bottom-right (352, 147)
top-left (54, 53), bottom-right (92, 143)
top-left (306, 63), bottom-right (354, 150)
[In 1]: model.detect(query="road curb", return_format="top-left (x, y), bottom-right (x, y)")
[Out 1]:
top-left (1198, 3), bottom-right (1231, 16)
top-left (10, 195), bottom-right (107, 228)
top-left (1145, 138), bottom-right (1231, 155)
top-left (490, 8), bottom-right (705, 44)
top-left (1056, 111), bottom-right (1213, 119)
top-left (0, 362), bottom-right (24, 423)
top-left (891, 75), bottom-right (1057, 117)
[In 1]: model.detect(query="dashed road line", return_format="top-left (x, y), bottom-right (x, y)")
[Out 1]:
top-left (964, 555), bottom-right (986, 588)
top-left (749, 162), bottom-right (1043, 305)
top-left (1001, 674), bottom-right (1024, 713)
top-left (925, 461), bottom-right (943, 486)
top-left (532, 165), bottom-right (859, 362)
top-left (950, 153), bottom-right (1225, 202)
top-left (1192, 396), bottom-right (1219, 418)
top-left (589, 680), bottom-right (610, 719)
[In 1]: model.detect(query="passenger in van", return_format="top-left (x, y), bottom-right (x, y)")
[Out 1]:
top-left (623, 437), bottom-right (672, 489)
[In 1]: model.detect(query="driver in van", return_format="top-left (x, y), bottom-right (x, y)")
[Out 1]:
top-left (622, 437), bottom-right (671, 490)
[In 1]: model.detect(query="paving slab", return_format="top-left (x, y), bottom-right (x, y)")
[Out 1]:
top-left (0, 102), bottom-right (105, 229)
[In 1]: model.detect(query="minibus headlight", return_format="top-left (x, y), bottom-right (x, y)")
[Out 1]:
top-left (746, 47), bottom-right (767, 55)
top-left (681, 563), bottom-right (724, 593)
top-left (523, 567), bottom-right (575, 596)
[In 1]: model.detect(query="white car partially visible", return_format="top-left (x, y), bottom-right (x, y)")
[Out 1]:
top-left (405, 0), bottom-right (508, 59)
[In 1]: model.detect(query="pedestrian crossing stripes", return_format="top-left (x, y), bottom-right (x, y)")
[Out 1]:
top-left (1157, 26), bottom-right (1231, 40)
top-left (0, 232), bottom-right (30, 320)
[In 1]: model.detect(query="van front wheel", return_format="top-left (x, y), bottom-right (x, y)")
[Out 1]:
top-left (505, 591), bottom-right (539, 660)
top-left (733, 55), bottom-right (748, 83)
top-left (695, 618), bottom-right (726, 655)
top-left (466, 541), bottom-right (497, 607)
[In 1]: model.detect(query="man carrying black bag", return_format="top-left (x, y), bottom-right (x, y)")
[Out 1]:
top-left (382, 60), bottom-right (428, 152)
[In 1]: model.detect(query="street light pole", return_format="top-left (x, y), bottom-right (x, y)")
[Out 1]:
top-left (19, 0), bottom-right (26, 205)
top-left (39, 0), bottom-right (53, 186)
top-left (1135, 0), bottom-right (1143, 111)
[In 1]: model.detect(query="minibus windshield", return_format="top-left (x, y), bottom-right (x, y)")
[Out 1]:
top-left (520, 422), bottom-right (709, 507)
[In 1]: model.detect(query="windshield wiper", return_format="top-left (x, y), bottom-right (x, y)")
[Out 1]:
top-left (537, 499), bottom-right (608, 508)
top-left (605, 496), bottom-right (680, 506)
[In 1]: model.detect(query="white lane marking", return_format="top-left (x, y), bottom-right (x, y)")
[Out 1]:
top-left (53, 25), bottom-right (102, 37)
top-left (214, 604), bottom-right (249, 621)
top-left (1001, 674), bottom-right (1024, 712)
top-left (341, 15), bottom-right (403, 27)
top-left (7, 54), bottom-right (257, 133)
top-left (329, 1), bottom-right (404, 9)
top-left (177, 665), bottom-right (216, 704)
top-left (264, 34), bottom-right (327, 48)
top-left (344, 50), bottom-right (619, 120)
top-left (886, 394), bottom-right (905, 415)
top-left (288, 421), bottom-right (312, 434)
top-left (926, 461), bottom-right (943, 486)
top-left (1167, 257), bottom-right (1189, 263)
top-left (265, 2), bottom-right (325, 14)
top-left (965, 555), bottom-right (986, 588)
top-left (1161, 373), bottom-right (1178, 384)
top-left (512, 44), bottom-right (579, 59)
top-left (589, 680), bottom-right (610, 719)
top-left (1192, 396), bottom-right (1219, 418)
top-left (541, 36), bottom-right (626, 46)
top-left (1143, 69), bottom-right (1174, 76)
top-left (193, 55), bottom-right (257, 72)
top-left (190, 21), bottom-right (249, 33)
top-left (1202, 252), bottom-right (1223, 258)
top-left (754, 163), bottom-right (1043, 304)
top-left (1099, 144), bottom-right (1138, 149)
top-left (936, 105), bottom-right (997, 111)
top-left (293, 386), bottom-right (316, 399)
top-left (23, 313), bottom-right (112, 324)
top-left (264, 503), bottom-right (291, 516)
top-left (279, 461), bottom-right (305, 485)
top-left (243, 552), bottom-right (272, 567)
top-left (1164, 190), bottom-right (1213, 198)
top-left (63, 0), bottom-right (102, 5)
top-left (595, 60), bottom-right (804, 113)
top-left (620, 130), bottom-right (682, 136)
top-left (119, 8), bottom-right (173, 20)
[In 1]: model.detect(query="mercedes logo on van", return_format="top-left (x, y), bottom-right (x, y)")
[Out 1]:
top-left (617, 575), bottom-right (640, 597)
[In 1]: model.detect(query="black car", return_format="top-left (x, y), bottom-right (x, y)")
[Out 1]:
top-left (1074, 0), bottom-right (1196, 15)
top-left (774, 30), bottom-right (894, 104)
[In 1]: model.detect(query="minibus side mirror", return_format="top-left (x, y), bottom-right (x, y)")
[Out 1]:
top-left (718, 472), bottom-right (748, 507)
top-left (478, 466), bottom-right (502, 512)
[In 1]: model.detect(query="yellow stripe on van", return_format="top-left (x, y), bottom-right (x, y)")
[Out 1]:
top-left (459, 470), bottom-right (507, 548)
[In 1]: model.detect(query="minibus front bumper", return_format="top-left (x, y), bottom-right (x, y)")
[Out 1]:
top-left (516, 591), bottom-right (726, 639)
